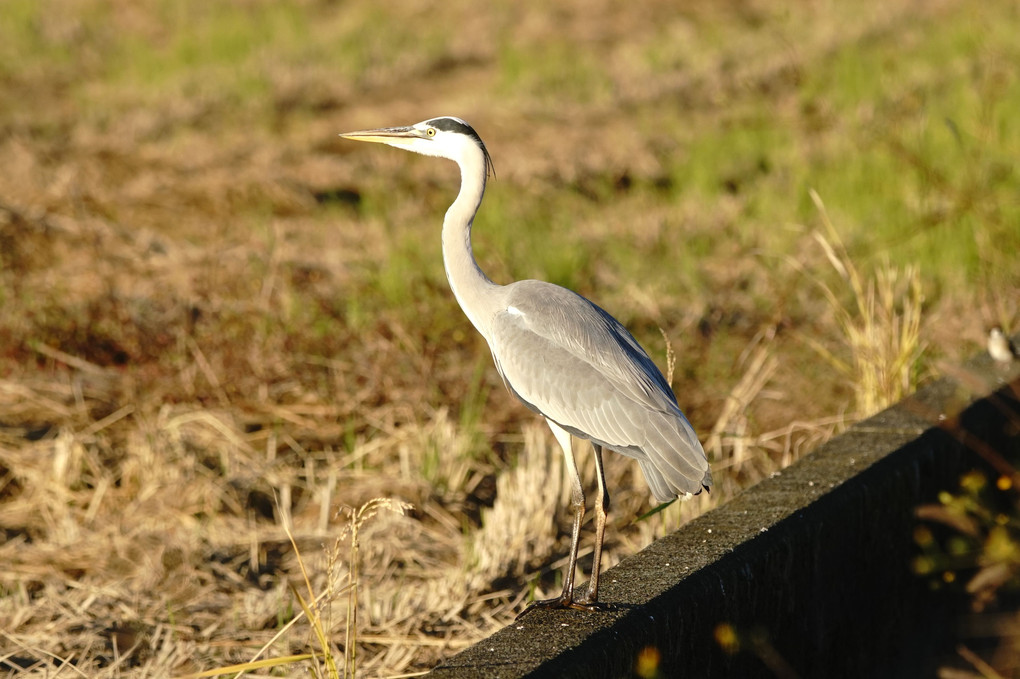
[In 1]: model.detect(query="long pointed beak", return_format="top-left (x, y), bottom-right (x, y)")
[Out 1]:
top-left (339, 125), bottom-right (421, 146)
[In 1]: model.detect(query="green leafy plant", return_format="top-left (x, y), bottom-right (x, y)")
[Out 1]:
top-left (915, 470), bottom-right (1020, 611)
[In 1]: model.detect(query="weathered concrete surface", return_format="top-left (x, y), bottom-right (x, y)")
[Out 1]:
top-left (428, 339), bottom-right (1020, 678)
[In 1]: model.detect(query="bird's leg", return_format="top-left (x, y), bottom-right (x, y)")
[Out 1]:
top-left (517, 422), bottom-right (585, 617)
top-left (578, 443), bottom-right (611, 607)
top-left (559, 471), bottom-right (586, 604)
top-left (518, 422), bottom-right (612, 617)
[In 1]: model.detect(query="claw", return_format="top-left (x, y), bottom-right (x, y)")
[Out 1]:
top-left (573, 595), bottom-right (617, 612)
top-left (516, 593), bottom-right (616, 619)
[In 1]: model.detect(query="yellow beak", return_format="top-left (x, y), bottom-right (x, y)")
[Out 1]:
top-left (339, 126), bottom-right (421, 146)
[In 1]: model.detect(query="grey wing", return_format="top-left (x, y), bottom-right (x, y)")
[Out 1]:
top-left (489, 281), bottom-right (711, 500)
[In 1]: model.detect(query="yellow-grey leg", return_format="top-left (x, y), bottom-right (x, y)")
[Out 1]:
top-left (517, 420), bottom-right (584, 616)
top-left (518, 422), bottom-right (611, 617)
top-left (579, 443), bottom-right (610, 606)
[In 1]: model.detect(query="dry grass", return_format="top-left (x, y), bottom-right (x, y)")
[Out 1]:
top-left (467, 423), bottom-right (566, 591)
top-left (0, 329), bottom-right (830, 677)
top-left (0, 376), bottom-right (503, 677)
top-left (799, 190), bottom-right (927, 419)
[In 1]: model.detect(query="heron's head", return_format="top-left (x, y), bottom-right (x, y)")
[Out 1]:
top-left (340, 116), bottom-right (494, 178)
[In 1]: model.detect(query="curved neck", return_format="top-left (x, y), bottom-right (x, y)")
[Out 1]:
top-left (442, 145), bottom-right (500, 341)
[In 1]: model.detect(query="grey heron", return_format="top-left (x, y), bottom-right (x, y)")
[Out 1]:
top-left (340, 116), bottom-right (711, 614)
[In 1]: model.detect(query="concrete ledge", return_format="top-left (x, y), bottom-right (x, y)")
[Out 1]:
top-left (427, 343), bottom-right (1020, 678)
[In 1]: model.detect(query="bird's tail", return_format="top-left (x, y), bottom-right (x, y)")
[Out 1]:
top-left (638, 413), bottom-right (712, 501)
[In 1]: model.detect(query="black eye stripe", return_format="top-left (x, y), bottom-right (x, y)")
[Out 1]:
top-left (426, 117), bottom-right (482, 145)
top-left (422, 117), bottom-right (495, 180)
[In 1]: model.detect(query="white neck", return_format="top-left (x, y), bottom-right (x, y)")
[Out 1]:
top-left (441, 143), bottom-right (501, 342)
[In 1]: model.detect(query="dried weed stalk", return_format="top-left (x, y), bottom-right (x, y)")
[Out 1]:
top-left (333, 499), bottom-right (414, 679)
top-left (800, 189), bottom-right (926, 418)
top-left (706, 328), bottom-right (780, 476)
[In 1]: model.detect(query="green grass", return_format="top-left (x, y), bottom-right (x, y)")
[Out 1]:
top-left (498, 41), bottom-right (614, 105)
top-left (796, 5), bottom-right (1020, 277)
top-left (0, 0), bottom-right (457, 126)
top-left (111, 4), bottom-right (304, 82)
top-left (4, 0), bottom-right (1017, 300)
top-left (0, 0), bottom-right (80, 76)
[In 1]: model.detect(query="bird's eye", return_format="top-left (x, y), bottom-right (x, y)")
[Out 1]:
top-left (426, 128), bottom-right (436, 137)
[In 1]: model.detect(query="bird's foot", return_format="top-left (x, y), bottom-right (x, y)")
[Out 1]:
top-left (516, 594), bottom-right (617, 619)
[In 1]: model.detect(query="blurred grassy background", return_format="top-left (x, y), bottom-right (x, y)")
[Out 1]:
top-left (0, 0), bottom-right (1018, 675)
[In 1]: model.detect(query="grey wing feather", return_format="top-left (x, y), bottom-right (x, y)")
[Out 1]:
top-left (489, 280), bottom-right (711, 500)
